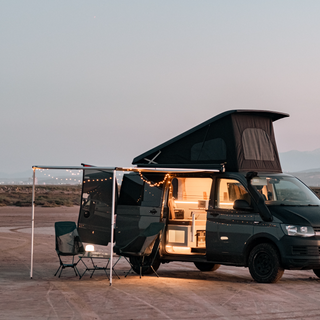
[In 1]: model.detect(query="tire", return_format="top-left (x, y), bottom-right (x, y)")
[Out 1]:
top-left (194, 262), bottom-right (221, 272)
top-left (248, 243), bottom-right (284, 283)
top-left (313, 269), bottom-right (320, 278)
top-left (129, 254), bottom-right (161, 276)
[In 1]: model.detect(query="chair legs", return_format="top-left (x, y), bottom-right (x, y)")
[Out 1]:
top-left (54, 255), bottom-right (80, 278)
top-left (124, 255), bottom-right (160, 278)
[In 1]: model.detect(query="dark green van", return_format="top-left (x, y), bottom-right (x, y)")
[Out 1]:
top-left (78, 110), bottom-right (320, 283)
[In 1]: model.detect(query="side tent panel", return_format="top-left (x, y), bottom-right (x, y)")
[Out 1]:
top-left (231, 114), bottom-right (282, 172)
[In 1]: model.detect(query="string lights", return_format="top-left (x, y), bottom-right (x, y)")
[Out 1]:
top-left (138, 170), bottom-right (170, 187)
top-left (83, 177), bottom-right (112, 183)
top-left (37, 169), bottom-right (82, 184)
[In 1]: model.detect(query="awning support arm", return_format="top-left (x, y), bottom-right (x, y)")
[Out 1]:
top-left (30, 168), bottom-right (36, 279)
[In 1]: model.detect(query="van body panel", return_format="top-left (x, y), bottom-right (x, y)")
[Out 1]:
top-left (206, 210), bottom-right (255, 263)
top-left (278, 236), bottom-right (320, 269)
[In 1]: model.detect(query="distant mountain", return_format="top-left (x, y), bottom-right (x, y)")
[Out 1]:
top-left (288, 171), bottom-right (320, 187)
top-left (278, 149), bottom-right (320, 186)
top-left (280, 148), bottom-right (320, 173)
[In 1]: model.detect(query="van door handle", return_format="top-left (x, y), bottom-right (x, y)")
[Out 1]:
top-left (150, 209), bottom-right (157, 214)
top-left (254, 221), bottom-right (261, 224)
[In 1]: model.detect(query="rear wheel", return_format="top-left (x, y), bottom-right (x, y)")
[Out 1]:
top-left (248, 243), bottom-right (284, 283)
top-left (194, 262), bottom-right (220, 272)
top-left (129, 254), bottom-right (161, 275)
top-left (313, 269), bottom-right (320, 278)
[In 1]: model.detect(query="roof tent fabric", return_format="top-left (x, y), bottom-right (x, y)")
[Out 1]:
top-left (132, 110), bottom-right (289, 172)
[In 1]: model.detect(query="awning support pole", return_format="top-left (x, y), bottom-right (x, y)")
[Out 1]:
top-left (30, 168), bottom-right (36, 279)
top-left (109, 169), bottom-right (116, 286)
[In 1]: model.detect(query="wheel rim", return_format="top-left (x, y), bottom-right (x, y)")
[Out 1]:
top-left (254, 252), bottom-right (272, 276)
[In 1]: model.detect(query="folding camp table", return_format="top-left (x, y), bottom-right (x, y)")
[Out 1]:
top-left (78, 252), bottom-right (121, 279)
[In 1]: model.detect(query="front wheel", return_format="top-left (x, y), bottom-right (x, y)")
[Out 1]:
top-left (194, 262), bottom-right (220, 272)
top-left (248, 243), bottom-right (284, 283)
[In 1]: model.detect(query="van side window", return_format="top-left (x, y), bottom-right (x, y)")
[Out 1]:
top-left (216, 178), bottom-right (251, 209)
top-left (118, 173), bottom-right (163, 207)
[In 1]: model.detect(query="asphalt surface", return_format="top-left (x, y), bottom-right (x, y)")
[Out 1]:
top-left (1, 206), bottom-right (320, 320)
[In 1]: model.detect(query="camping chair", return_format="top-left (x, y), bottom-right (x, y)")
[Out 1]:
top-left (114, 222), bottom-right (165, 278)
top-left (54, 221), bottom-right (85, 278)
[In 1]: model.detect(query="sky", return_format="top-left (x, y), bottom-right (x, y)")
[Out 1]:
top-left (1, 1), bottom-right (320, 173)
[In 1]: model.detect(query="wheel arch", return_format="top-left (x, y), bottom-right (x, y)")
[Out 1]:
top-left (244, 233), bottom-right (282, 267)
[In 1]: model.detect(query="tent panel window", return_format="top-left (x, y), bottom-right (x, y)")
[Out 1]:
top-left (191, 138), bottom-right (227, 161)
top-left (216, 178), bottom-right (251, 209)
top-left (242, 128), bottom-right (274, 161)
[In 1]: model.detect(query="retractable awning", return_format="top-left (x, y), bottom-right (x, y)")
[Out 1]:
top-left (30, 165), bottom-right (220, 285)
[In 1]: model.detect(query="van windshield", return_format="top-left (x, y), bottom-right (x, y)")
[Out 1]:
top-left (251, 175), bottom-right (320, 206)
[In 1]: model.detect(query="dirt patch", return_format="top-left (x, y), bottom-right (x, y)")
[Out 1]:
top-left (0, 185), bottom-right (81, 207)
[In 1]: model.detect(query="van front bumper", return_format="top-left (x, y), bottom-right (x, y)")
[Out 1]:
top-left (279, 236), bottom-right (320, 269)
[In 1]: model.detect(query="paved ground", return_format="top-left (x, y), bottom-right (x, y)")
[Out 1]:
top-left (1, 206), bottom-right (320, 320)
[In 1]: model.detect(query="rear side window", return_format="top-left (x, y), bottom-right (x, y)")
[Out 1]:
top-left (82, 170), bottom-right (113, 208)
top-left (216, 178), bottom-right (251, 209)
top-left (118, 173), bottom-right (163, 207)
top-left (242, 128), bottom-right (274, 161)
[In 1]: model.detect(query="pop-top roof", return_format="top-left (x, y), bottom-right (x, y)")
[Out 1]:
top-left (132, 109), bottom-right (289, 172)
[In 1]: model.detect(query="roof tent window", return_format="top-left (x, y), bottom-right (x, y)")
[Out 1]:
top-left (242, 128), bottom-right (274, 161)
top-left (191, 138), bottom-right (227, 161)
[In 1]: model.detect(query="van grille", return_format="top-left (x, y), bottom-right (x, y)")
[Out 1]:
top-left (292, 246), bottom-right (320, 256)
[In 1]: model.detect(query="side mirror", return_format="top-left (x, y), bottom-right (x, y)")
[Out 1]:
top-left (233, 199), bottom-right (252, 211)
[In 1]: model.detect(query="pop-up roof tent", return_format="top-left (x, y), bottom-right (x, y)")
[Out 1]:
top-left (133, 110), bottom-right (289, 173)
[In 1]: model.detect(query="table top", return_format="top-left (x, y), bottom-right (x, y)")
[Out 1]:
top-left (80, 252), bottom-right (118, 259)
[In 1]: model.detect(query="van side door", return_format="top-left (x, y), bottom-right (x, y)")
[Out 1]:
top-left (206, 177), bottom-right (255, 264)
top-left (115, 172), bottom-right (164, 248)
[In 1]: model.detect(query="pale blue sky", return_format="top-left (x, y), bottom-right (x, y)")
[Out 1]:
top-left (1, 1), bottom-right (320, 173)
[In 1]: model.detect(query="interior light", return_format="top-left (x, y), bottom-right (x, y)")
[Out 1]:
top-left (165, 245), bottom-right (191, 253)
top-left (85, 245), bottom-right (95, 252)
top-left (219, 202), bottom-right (234, 206)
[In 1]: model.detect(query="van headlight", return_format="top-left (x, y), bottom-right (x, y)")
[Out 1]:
top-left (281, 224), bottom-right (314, 237)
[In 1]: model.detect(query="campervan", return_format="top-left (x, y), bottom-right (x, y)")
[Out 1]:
top-left (78, 110), bottom-right (320, 283)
